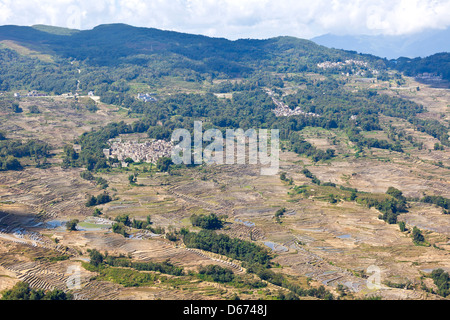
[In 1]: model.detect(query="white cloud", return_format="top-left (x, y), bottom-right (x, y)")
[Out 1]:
top-left (0, 0), bottom-right (449, 38)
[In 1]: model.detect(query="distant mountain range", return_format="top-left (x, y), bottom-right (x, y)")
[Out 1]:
top-left (311, 28), bottom-right (450, 59)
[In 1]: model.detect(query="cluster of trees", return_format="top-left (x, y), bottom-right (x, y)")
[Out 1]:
top-left (114, 214), bottom-right (153, 229)
top-left (66, 219), bottom-right (79, 231)
top-left (111, 214), bottom-right (164, 238)
top-left (190, 213), bottom-right (225, 230)
top-left (0, 139), bottom-right (50, 159)
top-left (156, 157), bottom-right (173, 172)
top-left (361, 187), bottom-right (408, 224)
top-left (87, 249), bottom-right (266, 289)
top-left (0, 49), bottom-right (78, 94)
top-left (112, 222), bottom-right (128, 237)
top-left (434, 143), bottom-right (445, 151)
top-left (247, 264), bottom-right (334, 300)
top-left (0, 139), bottom-right (50, 171)
top-left (0, 156), bottom-right (22, 171)
top-left (346, 128), bottom-right (403, 153)
top-left (28, 105), bottom-right (40, 114)
top-left (98, 252), bottom-right (185, 276)
top-left (85, 192), bottom-right (112, 207)
top-left (421, 195), bottom-right (450, 210)
top-left (183, 229), bottom-right (272, 267)
top-left (180, 227), bottom-right (335, 299)
top-left (62, 145), bottom-right (79, 168)
top-left (301, 168), bottom-right (321, 185)
top-left (78, 168), bottom-right (109, 189)
top-left (412, 226), bottom-right (426, 245)
top-left (430, 268), bottom-right (450, 297)
top-left (393, 53), bottom-right (450, 82)
top-left (131, 215), bottom-right (153, 229)
top-left (408, 118), bottom-right (449, 147)
top-left (208, 80), bottom-right (260, 93)
top-left (279, 172), bottom-right (293, 185)
top-left (289, 133), bottom-right (335, 162)
top-left (294, 182), bottom-right (408, 224)
top-left (197, 265), bottom-right (235, 283)
top-left (1, 282), bottom-right (72, 300)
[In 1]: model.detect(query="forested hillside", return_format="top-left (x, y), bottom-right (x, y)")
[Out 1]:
top-left (0, 23), bottom-right (448, 171)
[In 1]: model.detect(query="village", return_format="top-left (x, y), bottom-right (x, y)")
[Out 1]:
top-left (266, 89), bottom-right (320, 117)
top-left (317, 59), bottom-right (369, 69)
top-left (103, 138), bottom-right (174, 165)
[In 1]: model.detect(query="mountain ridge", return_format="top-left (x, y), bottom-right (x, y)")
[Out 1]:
top-left (0, 23), bottom-right (384, 74)
top-left (311, 27), bottom-right (450, 59)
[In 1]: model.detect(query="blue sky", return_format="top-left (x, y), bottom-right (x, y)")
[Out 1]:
top-left (0, 0), bottom-right (449, 39)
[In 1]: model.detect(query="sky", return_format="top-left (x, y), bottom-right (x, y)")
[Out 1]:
top-left (0, 0), bottom-right (449, 40)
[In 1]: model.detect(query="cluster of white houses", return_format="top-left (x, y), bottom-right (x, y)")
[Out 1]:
top-left (137, 93), bottom-right (158, 102)
top-left (317, 59), bottom-right (369, 69)
top-left (270, 96), bottom-right (320, 118)
top-left (14, 90), bottom-right (47, 98)
top-left (103, 139), bottom-right (174, 165)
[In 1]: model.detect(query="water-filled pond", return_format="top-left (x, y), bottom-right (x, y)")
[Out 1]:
top-left (264, 241), bottom-right (288, 252)
top-left (336, 234), bottom-right (351, 239)
top-left (235, 218), bottom-right (255, 227)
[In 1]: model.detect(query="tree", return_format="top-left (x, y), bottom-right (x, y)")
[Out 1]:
top-left (0, 282), bottom-right (71, 300)
top-left (431, 269), bottom-right (450, 297)
top-left (398, 221), bottom-right (406, 232)
top-left (93, 208), bottom-right (102, 217)
top-left (28, 105), bottom-right (40, 114)
top-left (2, 156), bottom-right (22, 171)
top-left (63, 145), bottom-right (78, 160)
top-left (115, 214), bottom-right (131, 226)
top-left (386, 187), bottom-right (404, 200)
top-left (156, 157), bottom-right (173, 172)
top-left (190, 213), bottom-right (224, 230)
top-left (89, 249), bottom-right (104, 267)
top-left (96, 192), bottom-right (112, 205)
top-left (124, 157), bottom-right (134, 164)
top-left (80, 170), bottom-right (94, 180)
top-left (112, 222), bottom-right (128, 237)
top-left (11, 102), bottom-right (22, 113)
top-left (43, 289), bottom-right (72, 300)
top-left (66, 219), bottom-right (79, 231)
top-left (1, 281), bottom-right (31, 300)
top-left (412, 226), bottom-right (425, 244)
top-left (328, 194), bottom-right (338, 204)
top-left (274, 207), bottom-right (286, 223)
top-left (128, 174), bottom-right (137, 184)
top-left (86, 195), bottom-right (97, 207)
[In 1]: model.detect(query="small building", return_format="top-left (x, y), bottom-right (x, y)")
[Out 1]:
top-left (137, 93), bottom-right (157, 102)
top-left (103, 149), bottom-right (111, 158)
